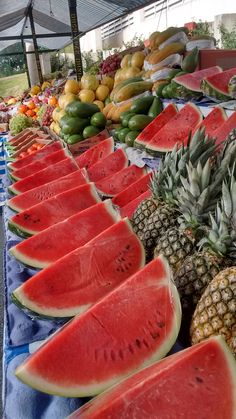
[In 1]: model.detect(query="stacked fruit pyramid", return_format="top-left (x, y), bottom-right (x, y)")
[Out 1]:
top-left (4, 106), bottom-right (236, 417)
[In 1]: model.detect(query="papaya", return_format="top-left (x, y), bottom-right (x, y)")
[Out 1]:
top-left (147, 43), bottom-right (186, 65)
top-left (83, 126), bottom-right (100, 139)
top-left (121, 112), bottom-right (136, 128)
top-left (152, 27), bottom-right (187, 49)
top-left (155, 81), bottom-right (169, 97)
top-left (65, 101), bottom-right (99, 118)
top-left (61, 117), bottom-right (89, 136)
top-left (118, 128), bottom-right (130, 143)
top-left (67, 134), bottom-right (84, 145)
top-left (125, 130), bottom-right (140, 147)
top-left (111, 102), bottom-right (132, 123)
top-left (148, 97), bottom-right (163, 118)
top-left (181, 47), bottom-right (199, 73)
top-left (130, 96), bottom-right (154, 114)
top-left (149, 31), bottom-right (160, 49)
top-left (110, 77), bottom-right (143, 100)
top-left (167, 68), bottom-right (183, 80)
top-left (103, 103), bottom-right (113, 118)
top-left (128, 115), bottom-right (153, 131)
top-left (131, 52), bottom-right (145, 69)
top-left (114, 81), bottom-right (153, 103)
top-left (106, 104), bottom-right (117, 121)
top-left (120, 54), bottom-right (132, 68)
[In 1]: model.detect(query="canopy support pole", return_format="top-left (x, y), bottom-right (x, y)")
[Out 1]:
top-left (28, 5), bottom-right (43, 84)
top-left (68, 0), bottom-right (83, 80)
top-left (21, 38), bottom-right (31, 88)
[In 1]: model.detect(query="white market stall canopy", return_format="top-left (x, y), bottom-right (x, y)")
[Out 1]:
top-left (0, 0), bottom-right (158, 52)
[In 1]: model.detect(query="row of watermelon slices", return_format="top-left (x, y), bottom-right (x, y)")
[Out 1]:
top-left (6, 131), bottom-right (236, 416)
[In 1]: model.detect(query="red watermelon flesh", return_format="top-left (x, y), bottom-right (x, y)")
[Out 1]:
top-left (134, 104), bottom-right (178, 148)
top-left (8, 141), bottom-right (62, 171)
top-left (11, 149), bottom-right (68, 180)
top-left (12, 218), bottom-right (145, 318)
top-left (9, 157), bottom-right (78, 195)
top-left (214, 111), bottom-right (236, 146)
top-left (88, 149), bottom-right (128, 182)
top-left (15, 256), bottom-right (181, 397)
top-left (75, 137), bottom-right (114, 169)
top-left (70, 130), bottom-right (110, 155)
top-left (9, 183), bottom-right (100, 236)
top-left (198, 107), bottom-right (227, 137)
top-left (203, 67), bottom-right (236, 96)
top-left (96, 165), bottom-right (146, 197)
top-left (7, 169), bottom-right (87, 213)
top-left (147, 103), bottom-right (203, 154)
top-left (71, 336), bottom-right (236, 419)
top-left (174, 66), bottom-right (223, 92)
top-left (10, 200), bottom-right (120, 269)
top-left (112, 172), bottom-right (152, 208)
top-left (120, 189), bottom-right (152, 218)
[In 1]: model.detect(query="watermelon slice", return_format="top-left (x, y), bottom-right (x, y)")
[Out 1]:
top-left (134, 104), bottom-right (178, 149)
top-left (8, 157), bottom-right (78, 195)
top-left (10, 200), bottom-right (120, 269)
top-left (8, 141), bottom-right (62, 171)
top-left (96, 165), bottom-right (146, 197)
top-left (201, 67), bottom-right (236, 100)
top-left (12, 218), bottom-right (145, 317)
top-left (120, 189), bottom-right (152, 218)
top-left (8, 183), bottom-right (100, 237)
top-left (174, 66), bottom-right (223, 92)
top-left (88, 149), bottom-right (128, 182)
top-left (69, 336), bottom-right (236, 419)
top-left (214, 111), bottom-right (236, 145)
top-left (7, 169), bottom-right (87, 213)
top-left (198, 107), bottom-right (227, 137)
top-left (11, 149), bottom-right (68, 181)
top-left (70, 130), bottom-right (110, 154)
top-left (147, 103), bottom-right (203, 154)
top-left (76, 137), bottom-right (114, 169)
top-left (15, 256), bottom-right (181, 396)
top-left (112, 172), bottom-right (152, 208)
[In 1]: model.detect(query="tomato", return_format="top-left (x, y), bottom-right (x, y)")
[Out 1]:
top-left (35, 143), bottom-right (44, 150)
top-left (26, 109), bottom-right (36, 117)
top-left (19, 152), bottom-right (28, 158)
top-left (27, 101), bottom-right (35, 110)
top-left (18, 104), bottom-right (28, 114)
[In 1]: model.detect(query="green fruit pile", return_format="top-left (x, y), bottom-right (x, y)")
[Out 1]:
top-left (59, 101), bottom-right (107, 145)
top-left (114, 95), bottom-right (162, 147)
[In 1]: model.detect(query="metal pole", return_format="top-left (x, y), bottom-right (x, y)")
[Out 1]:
top-left (68, 0), bottom-right (83, 80)
top-left (21, 38), bottom-right (31, 88)
top-left (28, 4), bottom-right (43, 84)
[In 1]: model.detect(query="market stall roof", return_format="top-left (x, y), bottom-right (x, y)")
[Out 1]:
top-left (0, 0), bottom-right (157, 52)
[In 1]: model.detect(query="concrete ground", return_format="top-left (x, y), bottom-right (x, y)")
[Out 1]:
top-left (0, 214), bottom-right (4, 417)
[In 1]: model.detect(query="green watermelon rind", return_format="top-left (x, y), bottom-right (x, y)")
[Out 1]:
top-left (146, 103), bottom-right (203, 155)
top-left (201, 79), bottom-right (230, 101)
top-left (9, 199), bottom-right (121, 270)
top-left (8, 221), bottom-right (32, 239)
top-left (15, 256), bottom-right (182, 397)
top-left (12, 218), bottom-right (146, 319)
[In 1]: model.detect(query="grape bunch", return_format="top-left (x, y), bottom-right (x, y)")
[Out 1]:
top-left (39, 105), bottom-right (54, 127)
top-left (99, 54), bottom-right (121, 75)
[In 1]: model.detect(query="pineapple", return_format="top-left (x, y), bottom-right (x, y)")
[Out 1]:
top-left (190, 267), bottom-right (236, 355)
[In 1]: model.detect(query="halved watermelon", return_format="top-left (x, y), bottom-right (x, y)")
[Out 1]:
top-left (7, 169), bottom-right (87, 213)
top-left (214, 111), bottom-right (236, 145)
top-left (8, 183), bottom-right (100, 237)
top-left (75, 137), bottom-right (114, 169)
top-left (147, 103), bottom-right (203, 154)
top-left (11, 149), bottom-right (68, 181)
top-left (96, 165), bottom-right (146, 197)
top-left (120, 189), bottom-right (152, 218)
top-left (12, 218), bottom-right (145, 317)
top-left (10, 200), bottom-right (120, 269)
top-left (15, 256), bottom-right (181, 396)
top-left (201, 67), bottom-right (236, 100)
top-left (8, 157), bottom-right (78, 195)
top-left (112, 172), bottom-right (152, 208)
top-left (88, 149), bottom-right (128, 182)
top-left (174, 66), bottom-right (222, 92)
top-left (69, 336), bottom-right (236, 418)
top-left (198, 107), bottom-right (227, 137)
top-left (8, 141), bottom-right (62, 171)
top-left (134, 104), bottom-right (178, 149)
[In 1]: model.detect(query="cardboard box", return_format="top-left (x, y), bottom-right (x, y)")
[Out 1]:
top-left (199, 49), bottom-right (236, 70)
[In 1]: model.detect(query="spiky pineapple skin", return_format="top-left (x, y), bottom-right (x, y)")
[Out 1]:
top-left (140, 204), bottom-right (178, 259)
top-left (131, 198), bottom-right (158, 237)
top-left (154, 227), bottom-right (196, 273)
top-left (191, 267), bottom-right (236, 355)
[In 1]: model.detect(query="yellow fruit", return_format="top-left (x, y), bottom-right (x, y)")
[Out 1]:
top-left (95, 85), bottom-right (109, 101)
top-left (30, 85), bottom-right (41, 95)
top-left (64, 79), bottom-right (80, 94)
top-left (52, 107), bottom-right (61, 122)
top-left (41, 81), bottom-right (50, 91)
top-left (122, 66), bottom-right (141, 79)
top-left (53, 122), bottom-right (61, 136)
top-left (131, 52), bottom-right (145, 69)
top-left (121, 54), bottom-right (132, 68)
top-left (81, 75), bottom-right (99, 91)
top-left (93, 100), bottom-right (104, 111)
top-left (79, 89), bottom-right (96, 103)
top-left (50, 121), bottom-right (55, 131)
top-left (101, 76), bottom-right (114, 91)
top-left (7, 98), bottom-right (17, 105)
top-left (58, 93), bottom-right (78, 109)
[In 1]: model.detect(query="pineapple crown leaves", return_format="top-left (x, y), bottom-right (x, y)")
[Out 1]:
top-left (221, 170), bottom-right (236, 231)
top-left (198, 204), bottom-right (232, 257)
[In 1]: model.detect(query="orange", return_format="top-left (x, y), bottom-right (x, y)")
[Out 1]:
top-left (18, 104), bottom-right (28, 114)
top-left (48, 96), bottom-right (58, 107)
top-left (27, 101), bottom-right (35, 110)
top-left (26, 109), bottom-right (36, 117)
